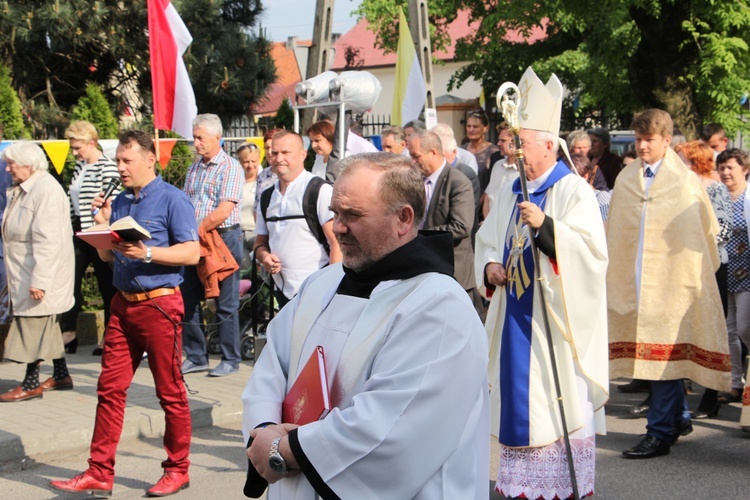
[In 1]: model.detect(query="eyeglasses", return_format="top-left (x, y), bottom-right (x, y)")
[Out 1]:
top-left (236, 143), bottom-right (259, 154)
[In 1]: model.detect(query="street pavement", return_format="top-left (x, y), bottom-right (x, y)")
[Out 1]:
top-left (1, 349), bottom-right (750, 498)
top-left (0, 349), bottom-right (247, 465)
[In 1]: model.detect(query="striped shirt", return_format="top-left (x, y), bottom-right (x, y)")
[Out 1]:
top-left (594, 189), bottom-right (612, 222)
top-left (68, 154), bottom-right (120, 230)
top-left (184, 148), bottom-right (243, 227)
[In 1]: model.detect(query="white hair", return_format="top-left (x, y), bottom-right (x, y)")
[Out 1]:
top-left (2, 141), bottom-right (49, 173)
top-left (430, 123), bottom-right (458, 153)
top-left (192, 113), bottom-right (223, 137)
top-left (536, 131), bottom-right (560, 154)
top-left (566, 129), bottom-right (590, 149)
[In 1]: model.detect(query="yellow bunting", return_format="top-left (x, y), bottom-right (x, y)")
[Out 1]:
top-left (158, 139), bottom-right (177, 169)
top-left (41, 140), bottom-right (70, 175)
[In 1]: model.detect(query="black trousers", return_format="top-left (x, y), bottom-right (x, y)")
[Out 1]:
top-left (60, 235), bottom-right (117, 332)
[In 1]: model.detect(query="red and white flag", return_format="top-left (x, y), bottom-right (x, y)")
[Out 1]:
top-left (148, 0), bottom-right (197, 139)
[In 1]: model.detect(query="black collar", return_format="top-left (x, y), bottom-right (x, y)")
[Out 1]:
top-left (336, 231), bottom-right (455, 298)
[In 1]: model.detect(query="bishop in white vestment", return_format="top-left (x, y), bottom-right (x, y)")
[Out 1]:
top-left (475, 68), bottom-right (609, 499)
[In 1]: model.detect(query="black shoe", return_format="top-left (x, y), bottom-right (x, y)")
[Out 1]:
top-left (718, 389), bottom-right (743, 404)
top-left (692, 404), bottom-right (720, 420)
top-left (622, 436), bottom-right (670, 459)
top-left (669, 419), bottom-right (693, 444)
top-left (627, 404), bottom-right (650, 417)
top-left (618, 380), bottom-right (650, 393)
top-left (91, 347), bottom-right (103, 356)
top-left (64, 338), bottom-right (78, 354)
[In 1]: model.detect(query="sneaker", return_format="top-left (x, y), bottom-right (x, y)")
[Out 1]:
top-left (146, 471), bottom-right (190, 497)
top-left (208, 361), bottom-right (239, 377)
top-left (181, 360), bottom-right (209, 374)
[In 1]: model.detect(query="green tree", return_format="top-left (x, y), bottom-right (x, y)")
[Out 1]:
top-left (180, 0), bottom-right (276, 124)
top-left (274, 98), bottom-right (294, 130)
top-left (0, 1), bottom-right (150, 125)
top-left (0, 1), bottom-right (275, 136)
top-left (71, 84), bottom-right (120, 138)
top-left (358, 0), bottom-right (750, 136)
top-left (0, 64), bottom-right (27, 139)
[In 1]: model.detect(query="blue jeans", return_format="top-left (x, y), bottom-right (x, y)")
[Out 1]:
top-left (182, 227), bottom-right (242, 366)
top-left (646, 379), bottom-right (689, 441)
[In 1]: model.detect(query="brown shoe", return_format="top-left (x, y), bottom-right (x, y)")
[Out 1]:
top-left (0, 385), bottom-right (43, 402)
top-left (40, 376), bottom-right (74, 392)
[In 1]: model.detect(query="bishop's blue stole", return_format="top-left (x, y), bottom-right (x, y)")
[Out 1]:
top-left (498, 161), bottom-right (571, 446)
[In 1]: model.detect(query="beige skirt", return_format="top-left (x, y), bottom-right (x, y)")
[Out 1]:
top-left (3, 315), bottom-right (64, 363)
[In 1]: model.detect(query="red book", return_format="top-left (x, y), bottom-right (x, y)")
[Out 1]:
top-left (74, 229), bottom-right (123, 250)
top-left (75, 216), bottom-right (151, 250)
top-left (282, 346), bottom-right (331, 425)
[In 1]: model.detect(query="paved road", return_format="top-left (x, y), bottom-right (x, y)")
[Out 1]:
top-left (1, 363), bottom-right (749, 499)
top-left (0, 422), bottom-right (250, 499)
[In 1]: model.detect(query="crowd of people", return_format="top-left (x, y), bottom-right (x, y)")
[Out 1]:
top-left (0, 67), bottom-right (747, 498)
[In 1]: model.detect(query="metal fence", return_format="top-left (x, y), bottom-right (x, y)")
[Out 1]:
top-left (361, 114), bottom-right (391, 139)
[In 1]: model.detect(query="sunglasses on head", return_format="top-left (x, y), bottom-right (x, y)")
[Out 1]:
top-left (236, 143), bottom-right (259, 154)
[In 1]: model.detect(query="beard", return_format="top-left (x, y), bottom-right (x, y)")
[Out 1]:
top-left (338, 227), bottom-right (394, 272)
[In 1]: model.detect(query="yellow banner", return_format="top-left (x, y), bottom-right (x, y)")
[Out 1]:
top-left (41, 140), bottom-right (70, 175)
top-left (244, 137), bottom-right (265, 164)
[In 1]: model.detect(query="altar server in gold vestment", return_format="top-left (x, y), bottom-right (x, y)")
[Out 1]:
top-left (608, 108), bottom-right (731, 459)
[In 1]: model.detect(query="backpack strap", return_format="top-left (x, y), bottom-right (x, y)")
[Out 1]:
top-left (260, 185), bottom-right (274, 224)
top-left (259, 177), bottom-right (332, 255)
top-left (302, 176), bottom-right (331, 255)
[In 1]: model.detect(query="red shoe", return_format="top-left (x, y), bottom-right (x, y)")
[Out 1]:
top-left (49, 471), bottom-right (113, 497)
top-left (0, 385), bottom-right (43, 402)
top-left (40, 376), bottom-right (74, 391)
top-left (147, 471), bottom-right (190, 497)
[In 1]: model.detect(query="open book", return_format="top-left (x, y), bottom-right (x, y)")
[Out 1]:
top-left (75, 216), bottom-right (151, 250)
top-left (282, 345), bottom-right (331, 425)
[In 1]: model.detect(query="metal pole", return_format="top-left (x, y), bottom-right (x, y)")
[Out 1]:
top-left (407, 0), bottom-right (435, 109)
top-left (301, 0), bottom-right (335, 133)
top-left (498, 87), bottom-right (580, 500)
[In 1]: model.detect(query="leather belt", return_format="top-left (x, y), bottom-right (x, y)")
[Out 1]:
top-left (216, 224), bottom-right (240, 234)
top-left (120, 287), bottom-right (178, 302)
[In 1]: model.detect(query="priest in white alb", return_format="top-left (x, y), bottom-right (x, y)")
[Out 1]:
top-left (475, 67), bottom-right (609, 499)
top-left (242, 152), bottom-right (489, 499)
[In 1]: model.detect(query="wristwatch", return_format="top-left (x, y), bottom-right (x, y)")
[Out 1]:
top-left (268, 437), bottom-right (288, 476)
top-left (142, 246), bottom-right (153, 264)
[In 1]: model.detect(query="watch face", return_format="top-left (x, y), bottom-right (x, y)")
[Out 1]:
top-left (269, 456), bottom-right (286, 474)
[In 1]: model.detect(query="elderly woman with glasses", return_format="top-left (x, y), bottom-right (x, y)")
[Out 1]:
top-left (0, 142), bottom-right (75, 402)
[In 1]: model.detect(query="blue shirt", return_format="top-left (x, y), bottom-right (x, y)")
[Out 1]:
top-left (110, 175), bottom-right (198, 292)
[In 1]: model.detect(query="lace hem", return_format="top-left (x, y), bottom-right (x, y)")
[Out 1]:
top-left (495, 434), bottom-right (595, 500)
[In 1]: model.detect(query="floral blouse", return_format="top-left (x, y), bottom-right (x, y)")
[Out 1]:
top-left (727, 191), bottom-right (749, 292)
top-left (706, 181), bottom-right (732, 264)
